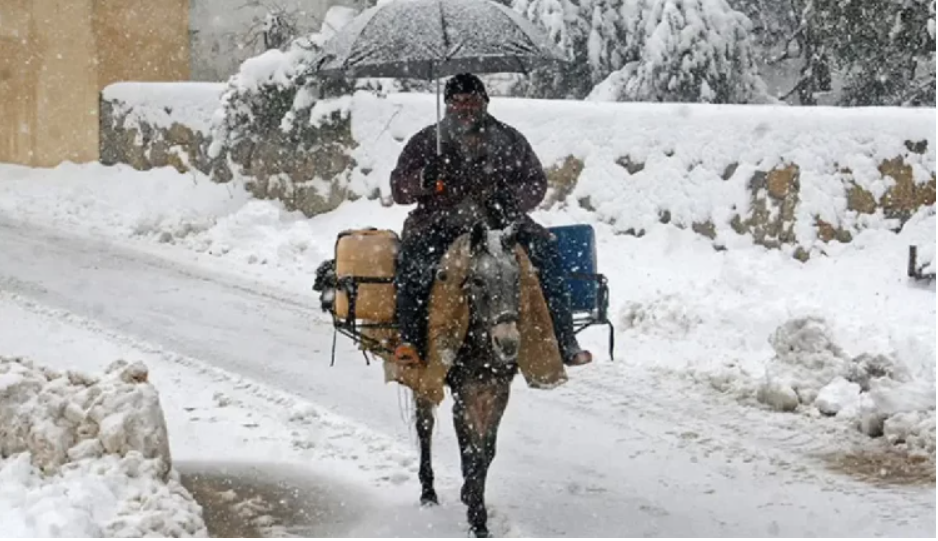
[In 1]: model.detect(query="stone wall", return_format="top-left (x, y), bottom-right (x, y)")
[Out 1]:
top-left (224, 106), bottom-right (357, 217)
top-left (99, 98), bottom-right (216, 176)
top-left (539, 150), bottom-right (935, 260)
top-left (99, 84), bottom-right (936, 261)
top-left (100, 82), bottom-right (356, 217)
top-left (99, 82), bottom-right (224, 176)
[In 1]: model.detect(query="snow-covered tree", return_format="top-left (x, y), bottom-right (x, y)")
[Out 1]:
top-left (510, 0), bottom-right (597, 98)
top-left (727, 0), bottom-right (798, 54)
top-left (208, 6), bottom-right (367, 162)
top-left (232, 0), bottom-right (305, 54)
top-left (821, 0), bottom-right (936, 106)
top-left (587, 0), bottom-right (769, 103)
top-left (750, 0), bottom-right (934, 106)
top-left (263, 10), bottom-right (299, 50)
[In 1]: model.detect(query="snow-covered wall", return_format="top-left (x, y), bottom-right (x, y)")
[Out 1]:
top-left (100, 83), bottom-right (228, 177)
top-left (350, 93), bottom-right (936, 258)
top-left (99, 83), bottom-right (936, 259)
top-left (0, 357), bottom-right (207, 537)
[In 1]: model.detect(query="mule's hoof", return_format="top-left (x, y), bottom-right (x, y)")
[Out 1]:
top-left (420, 490), bottom-right (439, 506)
top-left (471, 527), bottom-right (491, 538)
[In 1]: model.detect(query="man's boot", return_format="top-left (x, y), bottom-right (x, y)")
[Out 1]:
top-left (563, 342), bottom-right (593, 366)
top-left (394, 343), bottom-right (423, 366)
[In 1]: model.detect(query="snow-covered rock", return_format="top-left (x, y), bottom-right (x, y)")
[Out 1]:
top-left (0, 357), bottom-right (207, 537)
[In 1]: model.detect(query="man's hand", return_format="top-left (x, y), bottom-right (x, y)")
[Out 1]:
top-left (482, 179), bottom-right (521, 228)
top-left (421, 155), bottom-right (450, 194)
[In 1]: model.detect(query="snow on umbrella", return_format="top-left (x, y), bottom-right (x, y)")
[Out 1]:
top-left (313, 0), bottom-right (568, 152)
top-left (313, 0), bottom-right (567, 79)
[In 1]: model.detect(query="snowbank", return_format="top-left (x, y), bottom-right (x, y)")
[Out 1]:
top-left (0, 161), bottom-right (251, 241)
top-left (0, 356), bottom-right (207, 537)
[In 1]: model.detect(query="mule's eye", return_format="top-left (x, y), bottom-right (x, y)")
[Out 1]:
top-left (472, 277), bottom-right (485, 288)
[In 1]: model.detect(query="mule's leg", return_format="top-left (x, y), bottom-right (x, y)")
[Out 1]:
top-left (452, 391), bottom-right (488, 536)
top-left (453, 381), bottom-right (512, 538)
top-left (415, 394), bottom-right (439, 506)
top-left (452, 395), bottom-right (474, 506)
top-left (478, 385), bottom-right (509, 489)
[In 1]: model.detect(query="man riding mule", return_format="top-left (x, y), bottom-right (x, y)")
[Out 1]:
top-left (390, 73), bottom-right (593, 369)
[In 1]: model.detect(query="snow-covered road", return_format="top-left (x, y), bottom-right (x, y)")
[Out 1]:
top-left (0, 216), bottom-right (933, 537)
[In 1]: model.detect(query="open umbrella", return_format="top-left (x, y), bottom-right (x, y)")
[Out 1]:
top-left (312, 0), bottom-right (568, 153)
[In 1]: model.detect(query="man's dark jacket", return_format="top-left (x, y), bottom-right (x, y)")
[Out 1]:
top-left (390, 116), bottom-right (548, 235)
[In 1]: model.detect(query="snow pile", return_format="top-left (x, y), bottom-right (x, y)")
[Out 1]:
top-left (757, 317), bottom-right (907, 411)
top-left (601, 205), bottom-right (934, 452)
top-left (0, 357), bottom-right (207, 537)
top-left (0, 162), bottom-right (251, 242)
top-left (756, 317), bottom-right (935, 456)
top-left (103, 82), bottom-right (226, 135)
top-left (162, 196), bottom-right (410, 286)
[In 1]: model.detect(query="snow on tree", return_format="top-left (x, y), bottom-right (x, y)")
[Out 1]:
top-left (263, 10), bottom-right (299, 50)
top-left (232, 0), bottom-right (305, 54)
top-left (766, 0), bottom-right (835, 106)
top-left (753, 0), bottom-right (934, 106)
top-left (208, 6), bottom-right (364, 162)
top-left (510, 0), bottom-right (596, 98)
top-left (587, 0), bottom-right (770, 103)
top-left (727, 0), bottom-right (798, 55)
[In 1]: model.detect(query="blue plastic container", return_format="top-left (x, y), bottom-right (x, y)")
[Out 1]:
top-left (548, 224), bottom-right (598, 312)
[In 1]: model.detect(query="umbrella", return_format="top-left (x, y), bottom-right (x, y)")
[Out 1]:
top-left (313, 0), bottom-right (568, 153)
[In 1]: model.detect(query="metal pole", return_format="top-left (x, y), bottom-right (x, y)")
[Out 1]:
top-left (435, 65), bottom-right (442, 156)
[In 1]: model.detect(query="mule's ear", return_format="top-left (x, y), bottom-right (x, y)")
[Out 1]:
top-left (500, 222), bottom-right (519, 253)
top-left (470, 221), bottom-right (488, 253)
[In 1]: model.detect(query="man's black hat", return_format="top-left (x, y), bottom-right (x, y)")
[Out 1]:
top-left (444, 73), bottom-right (489, 103)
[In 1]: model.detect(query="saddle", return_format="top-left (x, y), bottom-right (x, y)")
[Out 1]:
top-left (326, 228), bottom-right (568, 405)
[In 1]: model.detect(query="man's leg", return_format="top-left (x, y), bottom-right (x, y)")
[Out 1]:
top-left (394, 222), bottom-right (460, 364)
top-left (516, 222), bottom-right (592, 366)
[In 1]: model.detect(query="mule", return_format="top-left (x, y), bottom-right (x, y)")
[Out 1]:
top-left (414, 219), bottom-right (524, 538)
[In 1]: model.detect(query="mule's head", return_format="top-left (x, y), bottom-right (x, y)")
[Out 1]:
top-left (463, 220), bottom-right (522, 363)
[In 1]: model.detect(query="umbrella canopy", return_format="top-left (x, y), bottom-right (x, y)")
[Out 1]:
top-left (313, 0), bottom-right (568, 80)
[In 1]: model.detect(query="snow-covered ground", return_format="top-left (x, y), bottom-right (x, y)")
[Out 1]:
top-left (0, 160), bottom-right (934, 536)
